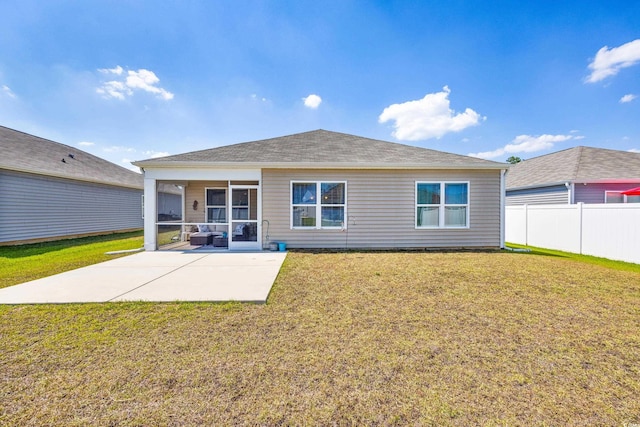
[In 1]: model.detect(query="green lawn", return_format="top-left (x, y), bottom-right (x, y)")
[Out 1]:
top-left (1, 242), bottom-right (639, 425)
top-left (0, 231), bottom-right (143, 288)
top-left (506, 242), bottom-right (640, 274)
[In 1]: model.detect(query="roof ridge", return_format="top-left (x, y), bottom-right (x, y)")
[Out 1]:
top-left (133, 129), bottom-right (506, 168)
top-left (569, 145), bottom-right (584, 180)
top-left (134, 129), bottom-right (453, 163)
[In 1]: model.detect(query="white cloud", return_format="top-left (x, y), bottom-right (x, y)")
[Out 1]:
top-left (126, 69), bottom-right (174, 100)
top-left (469, 134), bottom-right (580, 160)
top-left (104, 145), bottom-right (136, 153)
top-left (1, 85), bottom-right (16, 98)
top-left (620, 94), bottom-right (637, 103)
top-left (97, 66), bottom-right (174, 100)
top-left (98, 65), bottom-right (124, 75)
top-left (303, 94), bottom-right (322, 109)
top-left (585, 39), bottom-right (640, 83)
top-left (629, 148), bottom-right (640, 153)
top-left (143, 150), bottom-right (170, 159)
top-left (96, 80), bottom-right (131, 100)
top-left (378, 86), bottom-right (483, 141)
top-left (77, 141), bottom-right (95, 147)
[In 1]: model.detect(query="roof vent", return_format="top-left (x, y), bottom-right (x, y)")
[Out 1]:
top-left (68, 154), bottom-right (75, 159)
top-left (61, 158), bottom-right (67, 163)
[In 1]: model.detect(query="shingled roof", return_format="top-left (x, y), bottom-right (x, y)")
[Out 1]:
top-left (133, 130), bottom-right (506, 170)
top-left (506, 146), bottom-right (640, 189)
top-left (0, 125), bottom-right (143, 189)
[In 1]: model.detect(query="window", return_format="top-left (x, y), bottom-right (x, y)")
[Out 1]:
top-left (206, 188), bottom-right (227, 223)
top-left (232, 188), bottom-right (249, 220)
top-left (291, 181), bottom-right (346, 229)
top-left (605, 191), bottom-right (624, 203)
top-left (606, 191), bottom-right (640, 203)
top-left (416, 182), bottom-right (469, 228)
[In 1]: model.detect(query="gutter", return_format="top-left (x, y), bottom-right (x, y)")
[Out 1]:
top-left (508, 179), bottom-right (640, 193)
top-left (1, 166), bottom-right (144, 190)
top-left (506, 181), bottom-right (573, 192)
top-left (131, 161), bottom-right (508, 171)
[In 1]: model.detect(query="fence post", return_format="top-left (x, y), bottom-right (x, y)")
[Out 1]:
top-left (578, 202), bottom-right (583, 255)
top-left (524, 204), bottom-right (528, 246)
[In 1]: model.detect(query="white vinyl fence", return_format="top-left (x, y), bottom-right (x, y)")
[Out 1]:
top-left (506, 203), bottom-right (640, 264)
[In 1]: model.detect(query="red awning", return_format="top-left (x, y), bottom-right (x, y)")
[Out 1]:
top-left (621, 186), bottom-right (640, 196)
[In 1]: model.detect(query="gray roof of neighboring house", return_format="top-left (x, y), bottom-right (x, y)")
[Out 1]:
top-left (506, 146), bottom-right (640, 190)
top-left (0, 125), bottom-right (143, 189)
top-left (133, 129), bottom-right (506, 170)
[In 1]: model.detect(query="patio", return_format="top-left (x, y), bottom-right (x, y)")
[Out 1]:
top-left (0, 251), bottom-right (287, 304)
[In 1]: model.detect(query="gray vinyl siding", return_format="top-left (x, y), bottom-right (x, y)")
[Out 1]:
top-left (262, 169), bottom-right (501, 249)
top-left (573, 182), bottom-right (639, 204)
top-left (0, 170), bottom-right (143, 243)
top-left (506, 185), bottom-right (568, 206)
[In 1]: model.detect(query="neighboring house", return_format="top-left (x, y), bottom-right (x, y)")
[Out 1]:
top-left (133, 130), bottom-right (508, 251)
top-left (506, 146), bottom-right (640, 205)
top-left (0, 125), bottom-right (144, 245)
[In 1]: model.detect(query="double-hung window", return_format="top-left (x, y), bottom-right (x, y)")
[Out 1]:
top-left (206, 188), bottom-right (227, 223)
top-left (291, 181), bottom-right (346, 229)
top-left (416, 182), bottom-right (469, 228)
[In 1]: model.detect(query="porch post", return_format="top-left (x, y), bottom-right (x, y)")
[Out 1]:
top-left (143, 177), bottom-right (157, 251)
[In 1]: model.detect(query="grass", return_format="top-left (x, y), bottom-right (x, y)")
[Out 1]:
top-left (506, 242), bottom-right (640, 273)
top-left (0, 231), bottom-right (143, 288)
top-left (1, 244), bottom-right (640, 424)
top-left (157, 224), bottom-right (182, 247)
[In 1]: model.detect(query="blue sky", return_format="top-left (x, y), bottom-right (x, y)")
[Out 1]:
top-left (1, 1), bottom-right (639, 171)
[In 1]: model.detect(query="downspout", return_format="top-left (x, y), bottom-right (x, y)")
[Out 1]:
top-left (500, 169), bottom-right (506, 249)
top-left (566, 182), bottom-right (574, 204)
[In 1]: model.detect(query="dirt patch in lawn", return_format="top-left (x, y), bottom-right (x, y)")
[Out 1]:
top-left (1, 251), bottom-right (639, 425)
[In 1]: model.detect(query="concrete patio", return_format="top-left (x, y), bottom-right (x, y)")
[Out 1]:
top-left (0, 251), bottom-right (287, 304)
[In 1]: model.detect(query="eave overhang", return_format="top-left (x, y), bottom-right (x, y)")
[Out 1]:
top-left (132, 160), bottom-right (509, 171)
top-left (1, 165), bottom-right (143, 190)
top-left (507, 178), bottom-right (640, 192)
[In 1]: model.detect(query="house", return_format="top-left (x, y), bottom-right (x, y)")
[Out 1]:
top-left (133, 130), bottom-right (507, 251)
top-left (0, 125), bottom-right (144, 245)
top-left (506, 146), bottom-right (640, 205)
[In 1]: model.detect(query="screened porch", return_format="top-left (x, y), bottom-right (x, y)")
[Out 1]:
top-left (154, 180), bottom-right (261, 251)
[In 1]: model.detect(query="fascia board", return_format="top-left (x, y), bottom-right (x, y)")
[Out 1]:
top-left (506, 181), bottom-right (571, 192)
top-left (1, 166), bottom-right (143, 190)
top-left (133, 161), bottom-right (508, 171)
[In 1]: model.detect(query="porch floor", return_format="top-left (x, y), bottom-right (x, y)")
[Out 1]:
top-left (0, 251), bottom-right (287, 304)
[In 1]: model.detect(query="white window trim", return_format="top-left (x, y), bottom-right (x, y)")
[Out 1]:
top-left (290, 181), bottom-right (347, 230)
top-left (205, 187), bottom-right (228, 224)
top-left (415, 181), bottom-right (470, 229)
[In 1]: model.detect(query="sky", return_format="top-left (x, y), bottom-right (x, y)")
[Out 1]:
top-left (1, 0), bottom-right (639, 172)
